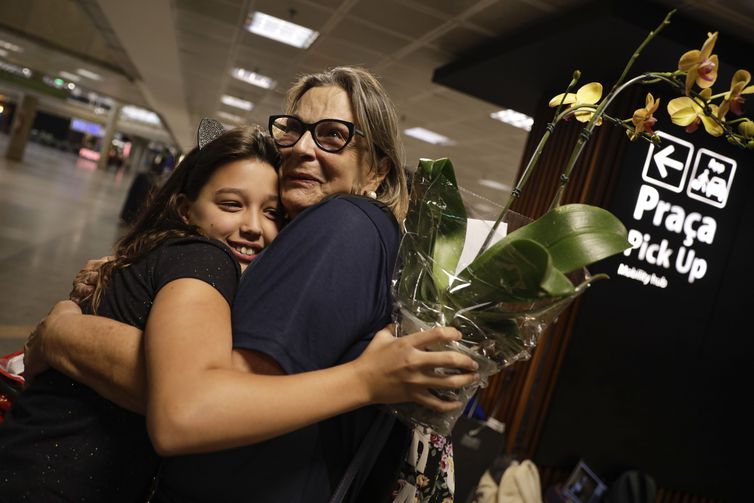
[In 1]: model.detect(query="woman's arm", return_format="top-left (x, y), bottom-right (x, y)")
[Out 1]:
top-left (144, 278), bottom-right (478, 456)
top-left (30, 302), bottom-right (147, 414)
top-left (28, 303), bottom-right (271, 413)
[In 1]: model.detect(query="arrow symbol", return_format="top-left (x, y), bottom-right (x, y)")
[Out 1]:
top-left (653, 145), bottom-right (684, 178)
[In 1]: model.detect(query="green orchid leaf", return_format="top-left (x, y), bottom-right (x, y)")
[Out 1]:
top-left (424, 160), bottom-right (466, 293)
top-left (398, 159), bottom-right (466, 303)
top-left (416, 157), bottom-right (438, 181)
top-left (400, 158), bottom-right (467, 301)
top-left (449, 238), bottom-right (575, 306)
top-left (503, 204), bottom-right (630, 273)
top-left (396, 231), bottom-right (437, 305)
top-left (397, 160), bottom-right (441, 302)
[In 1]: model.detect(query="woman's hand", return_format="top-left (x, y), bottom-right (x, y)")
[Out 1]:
top-left (355, 325), bottom-right (480, 412)
top-left (69, 256), bottom-right (112, 304)
top-left (23, 300), bottom-right (83, 380)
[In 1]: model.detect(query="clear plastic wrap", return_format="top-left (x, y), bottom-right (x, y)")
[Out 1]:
top-left (387, 159), bottom-right (598, 436)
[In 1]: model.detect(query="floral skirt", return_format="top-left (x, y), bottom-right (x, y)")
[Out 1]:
top-left (391, 427), bottom-right (454, 503)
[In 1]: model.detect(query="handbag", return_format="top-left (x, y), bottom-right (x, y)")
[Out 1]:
top-left (330, 411), bottom-right (397, 503)
top-left (454, 393), bottom-right (508, 502)
top-left (0, 350), bottom-right (25, 423)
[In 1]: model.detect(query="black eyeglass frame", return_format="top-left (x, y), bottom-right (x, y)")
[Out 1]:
top-left (268, 115), bottom-right (365, 153)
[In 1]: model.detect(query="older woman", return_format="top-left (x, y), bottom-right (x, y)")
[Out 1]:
top-left (17, 67), bottom-right (459, 502)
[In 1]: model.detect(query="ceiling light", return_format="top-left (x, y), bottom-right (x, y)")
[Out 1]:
top-left (221, 95), bottom-right (254, 111)
top-left (0, 40), bottom-right (22, 52)
top-left (490, 109), bottom-right (534, 131)
top-left (245, 11), bottom-right (319, 49)
top-left (0, 48), bottom-right (7, 58)
top-left (231, 67), bottom-right (277, 89)
top-left (404, 127), bottom-right (456, 146)
top-left (59, 71), bottom-right (81, 82)
top-left (0, 61), bottom-right (31, 78)
top-left (43, 76), bottom-right (70, 89)
top-left (478, 179), bottom-right (511, 191)
top-left (217, 111), bottom-right (244, 123)
top-left (77, 68), bottom-right (102, 81)
top-left (121, 105), bottom-right (161, 125)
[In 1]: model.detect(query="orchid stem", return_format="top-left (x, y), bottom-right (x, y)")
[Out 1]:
top-left (477, 71), bottom-right (582, 256)
top-left (548, 10), bottom-right (675, 210)
top-left (610, 10), bottom-right (676, 96)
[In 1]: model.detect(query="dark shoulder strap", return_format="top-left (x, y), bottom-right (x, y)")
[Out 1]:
top-left (329, 412), bottom-right (396, 503)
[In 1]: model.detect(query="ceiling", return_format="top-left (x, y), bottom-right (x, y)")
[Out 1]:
top-left (0, 0), bottom-right (752, 210)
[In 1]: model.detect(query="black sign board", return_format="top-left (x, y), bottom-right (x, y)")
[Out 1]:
top-left (534, 118), bottom-right (753, 502)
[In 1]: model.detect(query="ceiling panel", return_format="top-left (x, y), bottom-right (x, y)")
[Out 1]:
top-left (399, 0), bottom-right (484, 18)
top-left (297, 51), bottom-right (343, 74)
top-left (0, 0), bottom-right (29, 28)
top-left (332, 16), bottom-right (412, 55)
top-left (174, 9), bottom-right (238, 44)
top-left (232, 45), bottom-right (291, 76)
top-left (395, 46), bottom-right (454, 74)
top-left (236, 30), bottom-right (304, 61)
top-left (429, 24), bottom-right (494, 56)
top-left (312, 36), bottom-right (383, 68)
top-left (466, 0), bottom-right (547, 34)
top-left (175, 0), bottom-right (244, 26)
top-left (348, 0), bottom-right (446, 40)
top-left (25, 0), bottom-right (102, 57)
top-left (296, 0), bottom-right (346, 11)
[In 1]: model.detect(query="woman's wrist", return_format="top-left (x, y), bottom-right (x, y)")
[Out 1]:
top-left (39, 313), bottom-right (73, 368)
top-left (345, 357), bottom-right (379, 407)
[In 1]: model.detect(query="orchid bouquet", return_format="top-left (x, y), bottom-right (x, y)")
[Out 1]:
top-left (389, 10), bottom-right (753, 436)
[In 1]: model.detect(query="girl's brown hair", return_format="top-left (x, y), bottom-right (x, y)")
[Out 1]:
top-left (89, 125), bottom-right (279, 312)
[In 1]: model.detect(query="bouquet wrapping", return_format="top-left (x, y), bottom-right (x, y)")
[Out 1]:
top-left (389, 158), bottom-right (629, 435)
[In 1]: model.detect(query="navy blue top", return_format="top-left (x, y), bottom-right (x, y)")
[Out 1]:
top-left (0, 237), bottom-right (239, 503)
top-left (155, 195), bottom-right (401, 503)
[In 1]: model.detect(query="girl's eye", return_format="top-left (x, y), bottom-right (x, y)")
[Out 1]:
top-left (264, 207), bottom-right (281, 219)
top-left (219, 200), bottom-right (242, 209)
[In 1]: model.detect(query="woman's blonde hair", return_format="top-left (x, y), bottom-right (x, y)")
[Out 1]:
top-left (285, 66), bottom-right (408, 220)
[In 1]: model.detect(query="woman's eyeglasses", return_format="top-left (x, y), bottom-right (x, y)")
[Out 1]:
top-left (268, 115), bottom-right (365, 153)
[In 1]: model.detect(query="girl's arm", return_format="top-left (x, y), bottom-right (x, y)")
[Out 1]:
top-left (144, 278), bottom-right (478, 456)
top-left (29, 296), bottom-right (477, 450)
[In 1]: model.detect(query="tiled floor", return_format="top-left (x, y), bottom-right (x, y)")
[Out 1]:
top-left (0, 133), bottom-right (134, 354)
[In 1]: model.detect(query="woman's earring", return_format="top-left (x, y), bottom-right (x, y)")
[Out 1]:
top-left (366, 190), bottom-right (377, 199)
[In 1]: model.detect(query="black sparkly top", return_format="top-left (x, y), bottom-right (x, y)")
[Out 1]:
top-left (0, 237), bottom-right (239, 502)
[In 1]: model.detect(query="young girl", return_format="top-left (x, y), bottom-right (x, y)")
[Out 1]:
top-left (0, 122), bottom-right (476, 502)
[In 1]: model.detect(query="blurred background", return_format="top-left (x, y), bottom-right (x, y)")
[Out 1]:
top-left (1, 1), bottom-right (752, 502)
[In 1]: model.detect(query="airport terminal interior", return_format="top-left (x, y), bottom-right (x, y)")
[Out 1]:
top-left (1, 0), bottom-right (753, 502)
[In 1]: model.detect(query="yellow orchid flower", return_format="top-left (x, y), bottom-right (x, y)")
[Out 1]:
top-left (667, 89), bottom-right (723, 136)
top-left (719, 69), bottom-right (754, 118)
top-left (678, 32), bottom-right (719, 95)
top-left (549, 82), bottom-right (603, 123)
top-left (628, 93), bottom-right (660, 141)
top-left (739, 119), bottom-right (754, 138)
